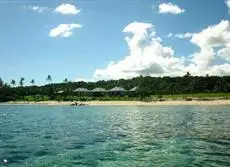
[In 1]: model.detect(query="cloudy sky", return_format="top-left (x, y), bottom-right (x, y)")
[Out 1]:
top-left (0, 0), bottom-right (230, 84)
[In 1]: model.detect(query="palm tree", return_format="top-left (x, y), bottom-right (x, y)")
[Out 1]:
top-left (184, 72), bottom-right (191, 77)
top-left (11, 79), bottom-right (16, 87)
top-left (47, 75), bottom-right (52, 84)
top-left (30, 79), bottom-right (35, 86)
top-left (63, 78), bottom-right (68, 83)
top-left (19, 77), bottom-right (25, 87)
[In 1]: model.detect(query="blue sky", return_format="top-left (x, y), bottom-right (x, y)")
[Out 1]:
top-left (0, 0), bottom-right (230, 85)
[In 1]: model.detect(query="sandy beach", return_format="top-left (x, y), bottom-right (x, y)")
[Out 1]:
top-left (1, 100), bottom-right (230, 106)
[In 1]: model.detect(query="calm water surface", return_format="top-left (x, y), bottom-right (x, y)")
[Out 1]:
top-left (0, 105), bottom-right (230, 167)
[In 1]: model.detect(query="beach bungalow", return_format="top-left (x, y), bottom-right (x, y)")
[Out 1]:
top-left (109, 87), bottom-right (127, 92)
top-left (91, 87), bottom-right (107, 92)
top-left (57, 90), bottom-right (64, 94)
top-left (108, 87), bottom-right (127, 96)
top-left (129, 86), bottom-right (138, 92)
top-left (128, 86), bottom-right (138, 97)
top-left (73, 87), bottom-right (90, 97)
top-left (91, 87), bottom-right (107, 97)
top-left (73, 88), bottom-right (89, 92)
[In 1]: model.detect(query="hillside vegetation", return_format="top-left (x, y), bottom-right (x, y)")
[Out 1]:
top-left (0, 75), bottom-right (230, 102)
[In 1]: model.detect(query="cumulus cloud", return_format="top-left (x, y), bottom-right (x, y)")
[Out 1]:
top-left (54, 3), bottom-right (80, 15)
top-left (218, 48), bottom-right (230, 62)
top-left (49, 24), bottom-right (82, 37)
top-left (176, 33), bottom-right (193, 39)
top-left (167, 33), bottom-right (173, 38)
top-left (158, 3), bottom-right (185, 15)
top-left (94, 20), bottom-right (230, 79)
top-left (226, 0), bottom-right (230, 8)
top-left (27, 5), bottom-right (48, 13)
top-left (191, 20), bottom-right (230, 48)
top-left (94, 22), bottom-right (187, 79)
top-left (167, 32), bottom-right (193, 39)
top-left (191, 20), bottom-right (230, 69)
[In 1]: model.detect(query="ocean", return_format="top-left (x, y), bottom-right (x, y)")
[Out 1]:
top-left (0, 105), bottom-right (230, 167)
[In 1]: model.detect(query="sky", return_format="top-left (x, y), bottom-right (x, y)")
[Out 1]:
top-left (0, 0), bottom-right (230, 85)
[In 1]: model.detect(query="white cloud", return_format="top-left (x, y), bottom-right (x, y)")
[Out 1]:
top-left (218, 48), bottom-right (230, 62)
top-left (94, 22), bottom-right (187, 79)
top-left (28, 5), bottom-right (48, 13)
top-left (226, 0), bottom-right (230, 8)
top-left (175, 33), bottom-right (193, 39)
top-left (158, 3), bottom-right (185, 15)
top-left (167, 32), bottom-right (193, 39)
top-left (191, 20), bottom-right (230, 48)
top-left (94, 20), bottom-right (230, 79)
top-left (49, 24), bottom-right (82, 37)
top-left (208, 64), bottom-right (230, 76)
top-left (190, 20), bottom-right (230, 69)
top-left (167, 33), bottom-right (173, 38)
top-left (191, 48), bottom-right (215, 69)
top-left (123, 22), bottom-right (153, 34)
top-left (54, 3), bottom-right (80, 15)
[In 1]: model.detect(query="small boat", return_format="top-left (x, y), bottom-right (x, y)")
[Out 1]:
top-left (70, 102), bottom-right (88, 106)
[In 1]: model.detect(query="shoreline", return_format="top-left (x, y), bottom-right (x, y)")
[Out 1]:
top-left (1, 100), bottom-right (230, 106)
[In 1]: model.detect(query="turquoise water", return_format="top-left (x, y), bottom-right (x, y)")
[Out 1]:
top-left (0, 105), bottom-right (230, 167)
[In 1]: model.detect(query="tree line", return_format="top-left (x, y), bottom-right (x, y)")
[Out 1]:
top-left (0, 74), bottom-right (230, 102)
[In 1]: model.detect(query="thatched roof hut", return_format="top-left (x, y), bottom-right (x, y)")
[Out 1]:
top-left (91, 88), bottom-right (107, 92)
top-left (129, 86), bottom-right (138, 92)
top-left (108, 87), bottom-right (127, 92)
top-left (57, 90), bottom-right (64, 94)
top-left (73, 88), bottom-right (89, 92)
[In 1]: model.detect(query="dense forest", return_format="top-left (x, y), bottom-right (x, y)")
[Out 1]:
top-left (0, 74), bottom-right (230, 102)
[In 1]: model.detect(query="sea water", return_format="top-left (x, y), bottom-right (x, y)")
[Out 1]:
top-left (0, 105), bottom-right (230, 167)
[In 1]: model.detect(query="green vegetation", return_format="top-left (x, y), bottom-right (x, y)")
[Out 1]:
top-left (0, 75), bottom-right (230, 102)
top-left (153, 93), bottom-right (230, 101)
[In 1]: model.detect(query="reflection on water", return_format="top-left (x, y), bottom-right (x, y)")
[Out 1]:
top-left (0, 105), bottom-right (230, 167)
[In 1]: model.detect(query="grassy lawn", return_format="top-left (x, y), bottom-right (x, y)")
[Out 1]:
top-left (158, 93), bottom-right (230, 100)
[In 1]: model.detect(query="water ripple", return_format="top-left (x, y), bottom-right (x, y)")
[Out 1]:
top-left (0, 105), bottom-right (230, 167)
